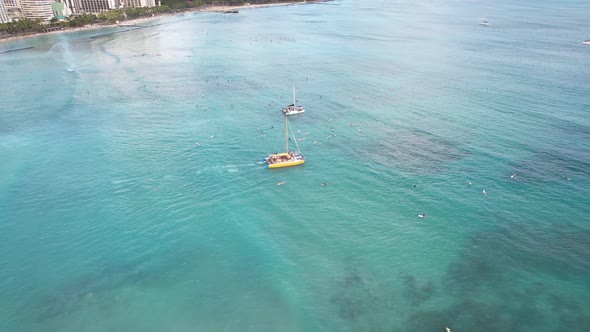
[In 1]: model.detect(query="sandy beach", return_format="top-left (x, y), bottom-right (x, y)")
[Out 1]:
top-left (0, 15), bottom-right (171, 44)
top-left (0, 1), bottom-right (306, 44)
top-left (200, 1), bottom-right (305, 13)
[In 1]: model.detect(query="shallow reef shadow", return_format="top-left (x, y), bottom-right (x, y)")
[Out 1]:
top-left (399, 273), bottom-right (436, 307)
top-left (404, 220), bottom-right (590, 331)
top-left (358, 128), bottom-right (466, 174)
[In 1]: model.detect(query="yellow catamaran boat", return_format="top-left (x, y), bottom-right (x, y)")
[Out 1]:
top-left (265, 116), bottom-right (305, 169)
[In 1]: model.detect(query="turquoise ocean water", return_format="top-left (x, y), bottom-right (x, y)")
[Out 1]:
top-left (1, 0), bottom-right (590, 330)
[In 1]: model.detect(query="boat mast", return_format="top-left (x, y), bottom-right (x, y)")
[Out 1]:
top-left (293, 85), bottom-right (296, 108)
top-left (285, 115), bottom-right (289, 152)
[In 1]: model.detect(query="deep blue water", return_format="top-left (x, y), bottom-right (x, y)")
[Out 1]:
top-left (1, 0), bottom-right (590, 331)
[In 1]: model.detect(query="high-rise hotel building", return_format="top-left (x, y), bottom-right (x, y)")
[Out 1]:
top-left (57, 0), bottom-right (77, 14)
top-left (0, 1), bottom-right (11, 23)
top-left (2, 0), bottom-right (24, 21)
top-left (0, 0), bottom-right (156, 22)
top-left (76, 0), bottom-right (117, 13)
top-left (120, 0), bottom-right (155, 8)
top-left (19, 0), bottom-right (53, 20)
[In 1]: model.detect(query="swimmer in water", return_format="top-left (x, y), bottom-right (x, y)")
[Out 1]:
top-left (419, 214), bottom-right (427, 218)
top-left (468, 182), bottom-right (472, 186)
top-left (412, 184), bottom-right (417, 188)
top-left (446, 327), bottom-right (452, 332)
top-left (562, 175), bottom-right (571, 181)
top-left (511, 173), bottom-right (516, 179)
top-left (483, 189), bottom-right (487, 195)
top-left (321, 182), bottom-right (327, 186)
top-left (195, 142), bottom-right (200, 146)
top-left (277, 181), bottom-right (286, 186)
top-left (313, 141), bottom-right (317, 145)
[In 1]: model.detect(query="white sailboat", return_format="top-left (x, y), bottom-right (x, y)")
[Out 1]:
top-left (282, 86), bottom-right (305, 116)
top-left (479, 17), bottom-right (491, 26)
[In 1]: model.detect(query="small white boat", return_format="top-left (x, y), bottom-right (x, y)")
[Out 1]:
top-left (479, 17), bottom-right (491, 26)
top-left (583, 40), bottom-right (590, 45)
top-left (282, 86), bottom-right (305, 116)
top-left (283, 104), bottom-right (305, 115)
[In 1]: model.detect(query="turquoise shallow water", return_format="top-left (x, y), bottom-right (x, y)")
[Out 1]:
top-left (1, 0), bottom-right (590, 331)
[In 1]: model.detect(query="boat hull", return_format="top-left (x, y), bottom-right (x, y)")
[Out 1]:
top-left (268, 159), bottom-right (305, 168)
top-left (282, 106), bottom-right (305, 116)
top-left (266, 152), bottom-right (305, 169)
top-left (283, 110), bottom-right (305, 116)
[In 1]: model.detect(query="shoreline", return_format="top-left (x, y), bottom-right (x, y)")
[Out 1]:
top-left (0, 15), bottom-right (172, 44)
top-left (0, 1), bottom-right (306, 44)
top-left (199, 1), bottom-right (305, 13)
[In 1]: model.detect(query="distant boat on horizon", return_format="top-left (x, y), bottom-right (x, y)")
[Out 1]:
top-left (479, 17), bottom-right (491, 26)
top-left (583, 40), bottom-right (590, 45)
